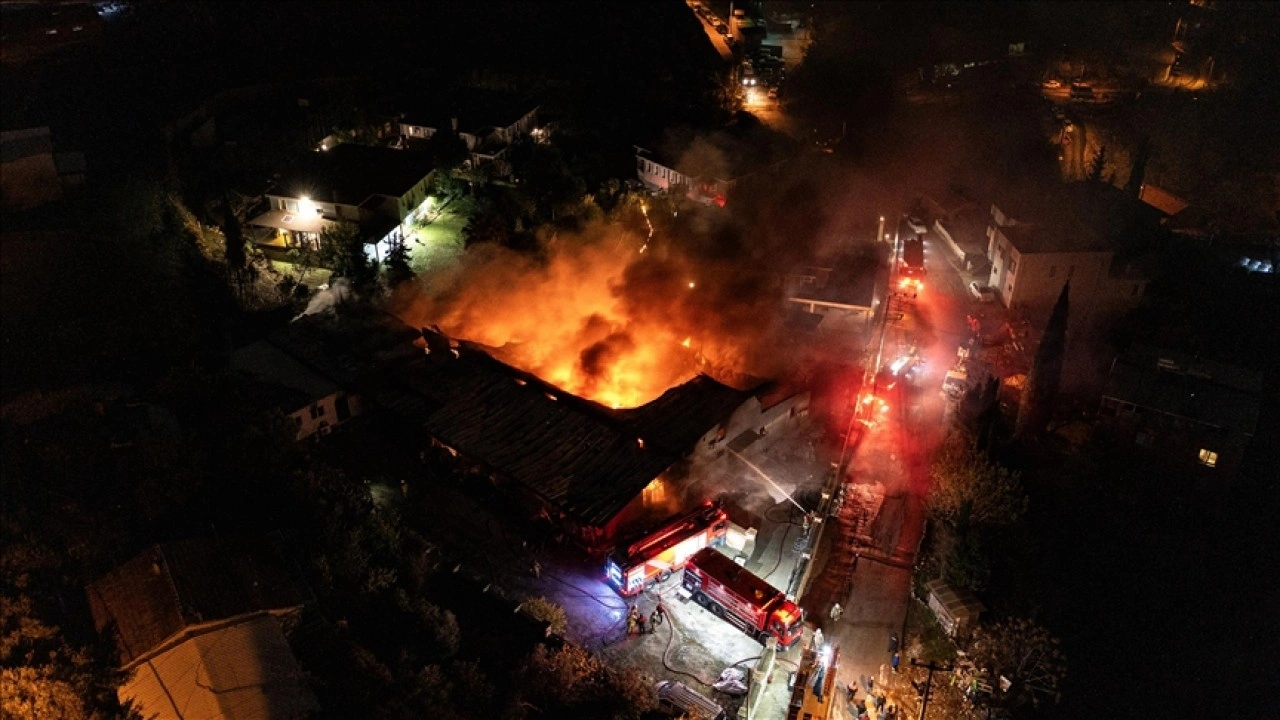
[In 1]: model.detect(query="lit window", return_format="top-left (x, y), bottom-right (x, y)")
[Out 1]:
top-left (1198, 449), bottom-right (1218, 467)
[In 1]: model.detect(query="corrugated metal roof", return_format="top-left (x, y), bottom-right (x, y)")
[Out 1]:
top-left (120, 614), bottom-right (318, 720)
top-left (384, 333), bottom-right (753, 527)
top-left (86, 535), bottom-right (308, 667)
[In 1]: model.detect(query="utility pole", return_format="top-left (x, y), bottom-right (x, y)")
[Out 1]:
top-left (910, 659), bottom-right (954, 720)
top-left (872, 215), bottom-right (903, 381)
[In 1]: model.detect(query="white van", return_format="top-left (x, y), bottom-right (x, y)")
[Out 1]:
top-left (655, 680), bottom-right (726, 720)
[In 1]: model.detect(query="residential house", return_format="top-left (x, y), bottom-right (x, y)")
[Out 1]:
top-left (231, 309), bottom-right (421, 440)
top-left (85, 535), bottom-right (317, 720)
top-left (785, 254), bottom-right (883, 335)
top-left (1097, 345), bottom-right (1262, 480)
top-left (635, 146), bottom-right (708, 201)
top-left (396, 88), bottom-right (539, 168)
top-left (231, 339), bottom-right (360, 440)
top-left (635, 126), bottom-right (794, 206)
top-left (247, 143), bottom-right (434, 261)
top-left (985, 182), bottom-right (1161, 328)
top-left (1, 127), bottom-right (86, 210)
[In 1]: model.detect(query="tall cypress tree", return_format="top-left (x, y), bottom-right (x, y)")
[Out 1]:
top-left (1125, 137), bottom-right (1152, 197)
top-left (1016, 281), bottom-right (1070, 439)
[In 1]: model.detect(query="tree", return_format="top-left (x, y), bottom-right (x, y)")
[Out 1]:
top-left (520, 596), bottom-right (568, 636)
top-left (1087, 146), bottom-right (1108, 183)
top-left (1124, 137), bottom-right (1152, 197)
top-left (383, 242), bottom-right (415, 289)
top-left (516, 644), bottom-right (600, 709)
top-left (942, 528), bottom-right (992, 592)
top-left (0, 522), bottom-right (137, 720)
top-left (968, 618), bottom-right (1067, 710)
top-left (1016, 281), bottom-right (1069, 439)
top-left (219, 196), bottom-right (247, 271)
top-left (318, 221), bottom-right (377, 289)
top-left (957, 375), bottom-right (1001, 453)
top-left (417, 601), bottom-right (460, 660)
top-left (515, 644), bottom-right (655, 720)
top-left (928, 434), bottom-right (1028, 529)
top-left (462, 209), bottom-right (511, 248)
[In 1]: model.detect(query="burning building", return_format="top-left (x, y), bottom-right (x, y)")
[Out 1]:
top-left (382, 326), bottom-right (759, 550)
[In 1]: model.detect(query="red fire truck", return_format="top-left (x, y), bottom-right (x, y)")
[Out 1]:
top-left (901, 237), bottom-right (925, 276)
top-left (681, 547), bottom-right (805, 648)
top-left (606, 503), bottom-right (729, 596)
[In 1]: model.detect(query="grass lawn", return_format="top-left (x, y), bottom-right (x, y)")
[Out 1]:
top-left (408, 210), bottom-right (467, 275)
top-left (269, 260), bottom-right (330, 288)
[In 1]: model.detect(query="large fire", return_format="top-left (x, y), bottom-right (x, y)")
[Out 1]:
top-left (394, 222), bottom-right (777, 408)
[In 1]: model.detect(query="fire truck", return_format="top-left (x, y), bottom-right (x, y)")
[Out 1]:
top-left (901, 237), bottom-right (925, 275)
top-left (681, 547), bottom-right (805, 648)
top-left (606, 503), bottom-right (729, 596)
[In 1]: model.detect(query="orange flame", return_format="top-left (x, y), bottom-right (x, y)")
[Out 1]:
top-left (396, 234), bottom-right (706, 408)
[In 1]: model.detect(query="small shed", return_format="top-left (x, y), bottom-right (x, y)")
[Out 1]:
top-left (925, 579), bottom-right (984, 639)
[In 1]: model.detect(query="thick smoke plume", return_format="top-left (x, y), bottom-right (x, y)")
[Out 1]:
top-left (393, 214), bottom-right (795, 408)
top-left (391, 133), bottom-right (930, 408)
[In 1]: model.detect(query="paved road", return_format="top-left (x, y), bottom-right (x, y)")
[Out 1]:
top-left (795, 218), bottom-right (995, 715)
top-left (685, 1), bottom-right (734, 61)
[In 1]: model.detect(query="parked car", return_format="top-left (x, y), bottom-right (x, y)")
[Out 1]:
top-left (968, 281), bottom-right (996, 303)
top-left (716, 24), bottom-right (729, 34)
top-left (906, 216), bottom-right (928, 234)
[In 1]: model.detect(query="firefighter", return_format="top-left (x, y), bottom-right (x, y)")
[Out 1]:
top-left (637, 612), bottom-right (648, 635)
top-left (654, 599), bottom-right (667, 626)
top-left (627, 605), bottom-right (641, 635)
top-left (648, 610), bottom-right (660, 632)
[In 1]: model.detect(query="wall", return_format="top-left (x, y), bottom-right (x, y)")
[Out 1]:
top-left (988, 227), bottom-right (1142, 325)
top-left (636, 156), bottom-right (692, 194)
top-left (400, 123), bottom-right (438, 140)
top-left (692, 392), bottom-right (810, 462)
top-left (289, 392), bottom-right (359, 440)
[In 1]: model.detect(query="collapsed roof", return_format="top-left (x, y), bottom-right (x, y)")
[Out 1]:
top-left (380, 328), bottom-right (754, 528)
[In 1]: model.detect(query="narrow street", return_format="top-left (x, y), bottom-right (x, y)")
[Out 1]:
top-left (797, 221), bottom-right (987, 717)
